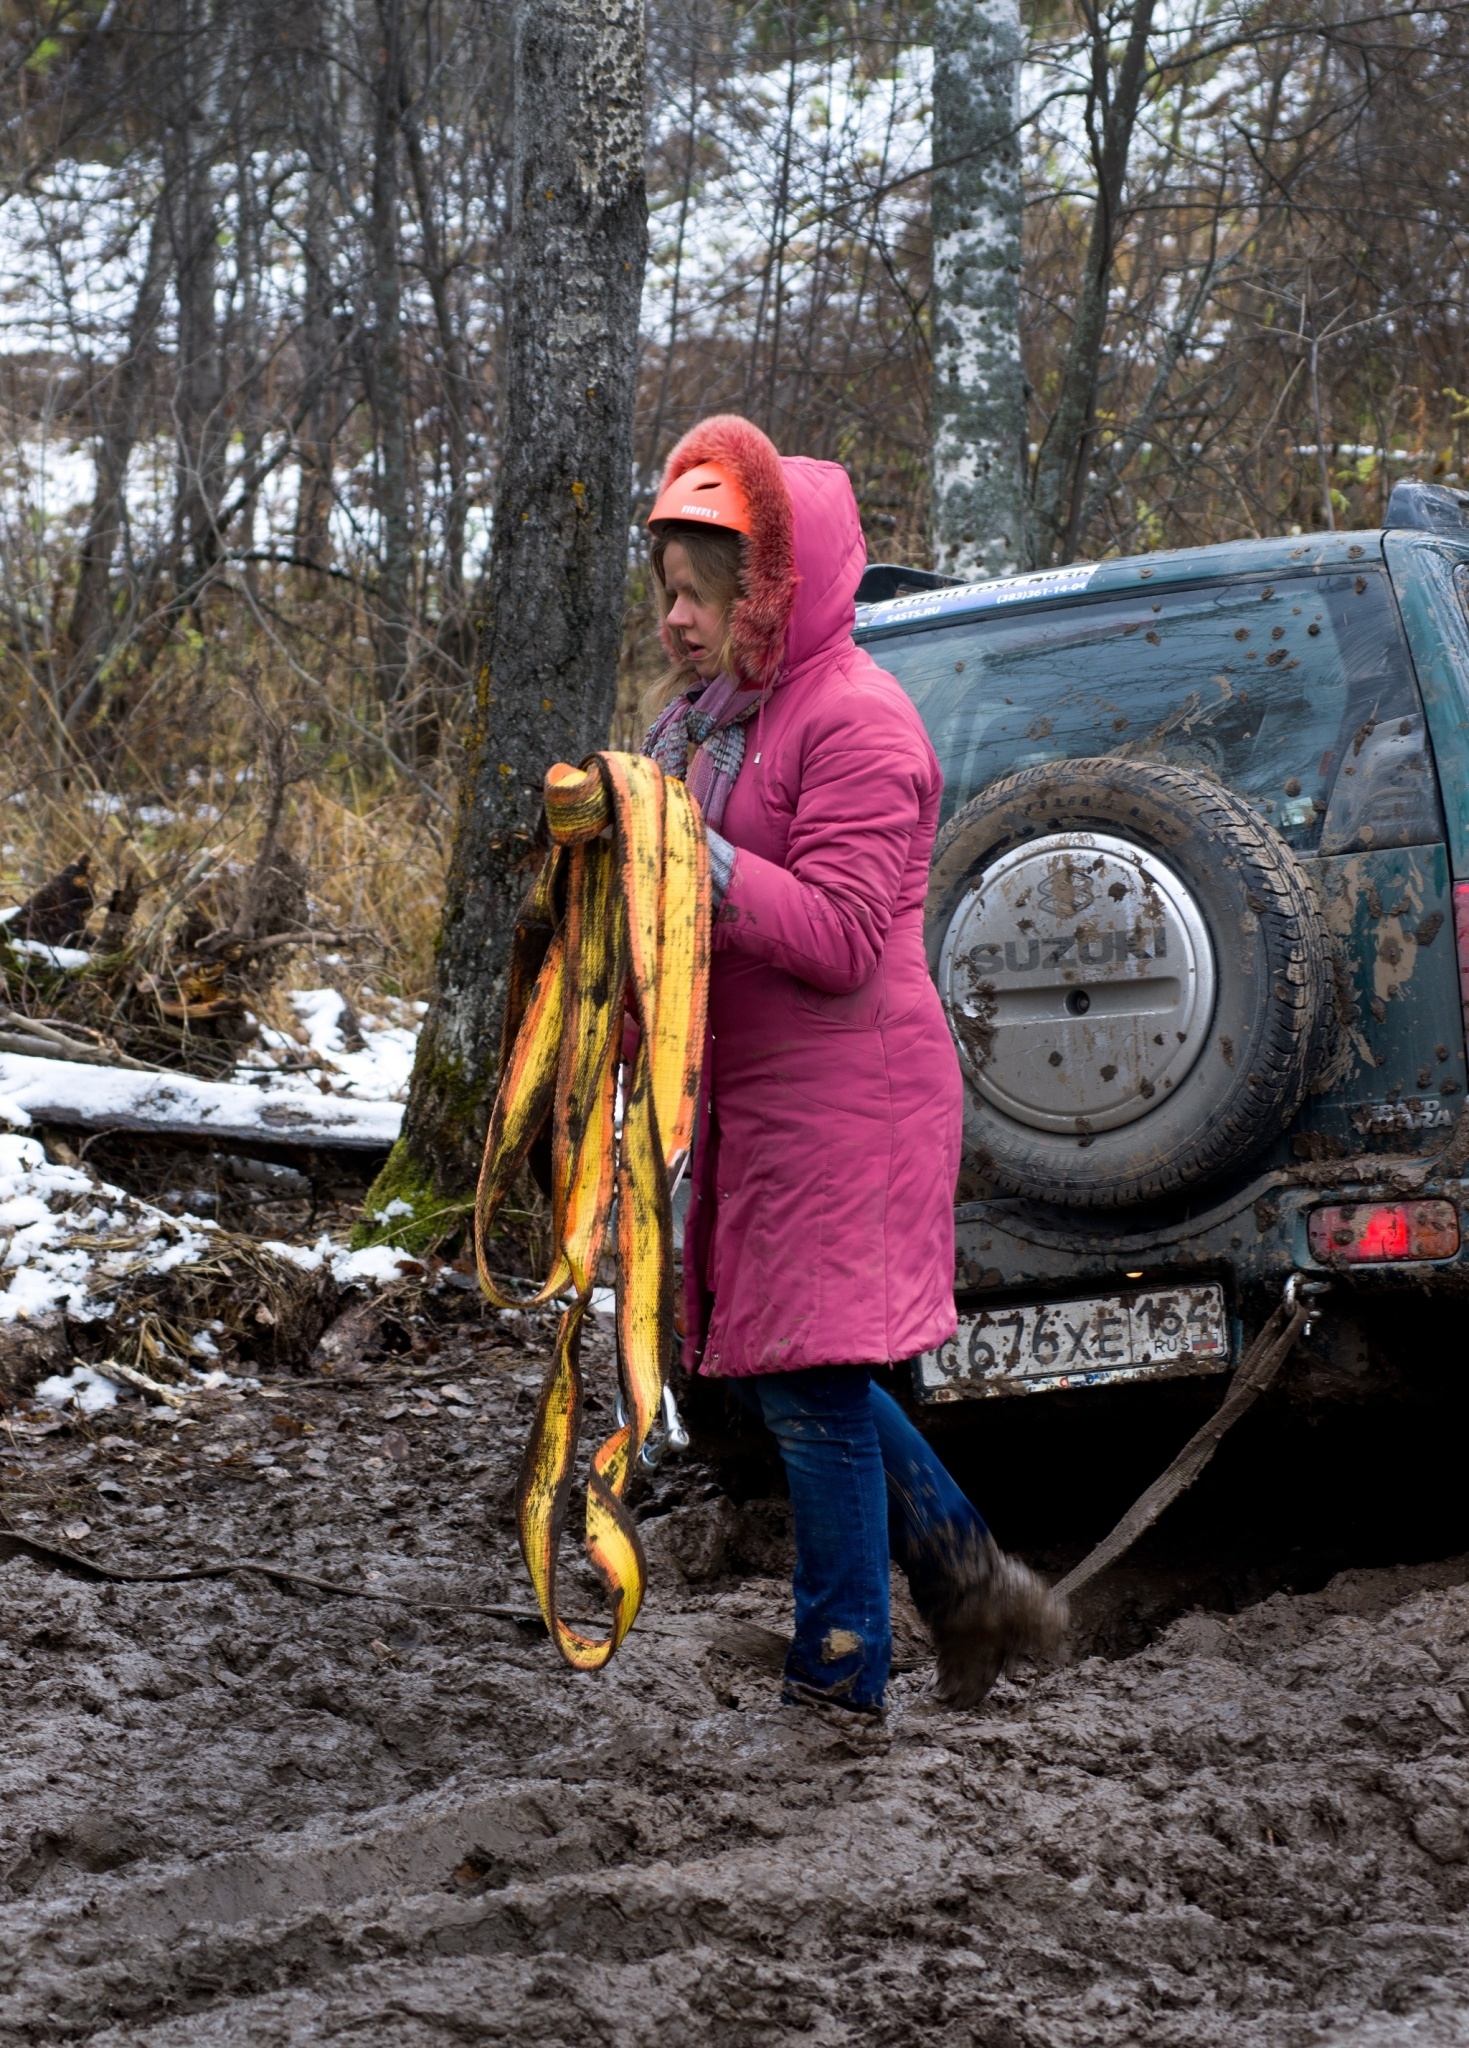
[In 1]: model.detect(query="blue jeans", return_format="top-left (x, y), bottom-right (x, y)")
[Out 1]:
top-left (735, 1366), bottom-right (991, 1712)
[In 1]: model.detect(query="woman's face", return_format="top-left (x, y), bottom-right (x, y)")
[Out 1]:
top-left (661, 540), bottom-right (728, 680)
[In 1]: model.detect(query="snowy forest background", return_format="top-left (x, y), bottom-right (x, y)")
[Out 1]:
top-left (0, 0), bottom-right (1465, 1005)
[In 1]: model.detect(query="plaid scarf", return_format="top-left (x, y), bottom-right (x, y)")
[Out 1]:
top-left (643, 674), bottom-right (765, 833)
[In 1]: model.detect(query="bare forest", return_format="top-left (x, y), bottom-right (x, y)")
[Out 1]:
top-left (0, 0), bottom-right (1457, 1029)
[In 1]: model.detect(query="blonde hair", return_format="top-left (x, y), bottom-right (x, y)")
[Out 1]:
top-left (643, 521), bottom-right (747, 719)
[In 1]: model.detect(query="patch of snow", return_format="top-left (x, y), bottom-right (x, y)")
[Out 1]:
top-left (232, 986), bottom-right (420, 1104)
top-left (33, 1364), bottom-right (122, 1414)
top-left (260, 1234), bottom-right (329, 1271)
top-left (0, 974), bottom-right (433, 1381)
top-left (292, 986), bottom-right (347, 1051)
top-left (7, 938), bottom-right (91, 970)
top-left (145, 1232), bottom-right (213, 1274)
top-left (291, 987), bottom-right (417, 1101)
top-left (0, 1134), bottom-right (116, 1322)
top-left (260, 1235), bottom-right (325, 1271)
top-left (0, 1132), bottom-right (413, 1354)
top-left (334, 1243), bottom-right (422, 1286)
top-left (259, 1233), bottom-right (422, 1288)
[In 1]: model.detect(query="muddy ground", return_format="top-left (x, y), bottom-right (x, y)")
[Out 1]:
top-left (6, 1296), bottom-right (1469, 2046)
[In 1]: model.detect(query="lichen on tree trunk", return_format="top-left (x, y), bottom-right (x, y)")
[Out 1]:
top-left (930, 0), bottom-right (1029, 581)
top-left (363, 0), bottom-right (647, 1247)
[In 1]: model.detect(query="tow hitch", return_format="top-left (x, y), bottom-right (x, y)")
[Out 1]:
top-left (1055, 1272), bottom-right (1330, 1601)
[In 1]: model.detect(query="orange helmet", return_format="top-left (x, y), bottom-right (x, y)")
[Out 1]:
top-left (647, 460), bottom-right (751, 535)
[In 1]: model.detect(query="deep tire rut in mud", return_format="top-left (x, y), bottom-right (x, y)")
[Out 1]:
top-left (7, 1313), bottom-right (1469, 2044)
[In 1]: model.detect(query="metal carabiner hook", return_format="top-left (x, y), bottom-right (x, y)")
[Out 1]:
top-left (613, 1385), bottom-right (689, 1470)
top-left (661, 1383), bottom-right (690, 1452)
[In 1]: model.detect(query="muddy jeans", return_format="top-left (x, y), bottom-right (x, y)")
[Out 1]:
top-left (736, 1366), bottom-right (991, 1712)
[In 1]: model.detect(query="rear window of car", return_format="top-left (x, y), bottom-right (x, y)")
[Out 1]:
top-left (863, 569), bottom-right (1419, 850)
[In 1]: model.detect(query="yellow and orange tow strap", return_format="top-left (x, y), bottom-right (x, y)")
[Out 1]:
top-left (474, 751), bottom-right (710, 1668)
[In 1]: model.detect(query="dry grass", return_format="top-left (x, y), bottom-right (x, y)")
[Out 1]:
top-left (0, 623), bottom-right (451, 1012)
top-left (0, 554), bottom-right (667, 1072)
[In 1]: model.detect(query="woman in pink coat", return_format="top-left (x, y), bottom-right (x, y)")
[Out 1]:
top-left (644, 415), bottom-right (1063, 1715)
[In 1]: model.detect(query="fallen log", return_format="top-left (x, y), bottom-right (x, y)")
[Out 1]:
top-left (0, 1050), bottom-right (401, 1154)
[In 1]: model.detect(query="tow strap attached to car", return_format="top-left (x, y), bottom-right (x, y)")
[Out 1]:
top-left (474, 751), bottom-right (710, 1669)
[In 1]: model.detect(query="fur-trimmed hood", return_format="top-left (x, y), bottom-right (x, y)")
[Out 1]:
top-left (656, 415), bottom-right (866, 691)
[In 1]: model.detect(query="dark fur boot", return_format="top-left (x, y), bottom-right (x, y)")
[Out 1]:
top-left (926, 1532), bottom-right (1068, 1709)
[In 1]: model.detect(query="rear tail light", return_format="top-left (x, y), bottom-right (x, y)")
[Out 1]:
top-left (1454, 881), bottom-right (1469, 1051)
top-left (1308, 1199), bottom-right (1460, 1264)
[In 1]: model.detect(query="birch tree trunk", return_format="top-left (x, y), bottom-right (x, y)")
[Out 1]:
top-left (367, 0), bottom-right (647, 1232)
top-left (930, 0), bottom-right (1028, 580)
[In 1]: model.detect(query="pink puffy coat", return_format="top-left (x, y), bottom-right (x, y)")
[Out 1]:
top-left (662, 418), bottom-right (963, 1377)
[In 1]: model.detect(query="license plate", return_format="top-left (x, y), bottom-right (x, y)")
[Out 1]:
top-left (915, 1283), bottom-right (1230, 1402)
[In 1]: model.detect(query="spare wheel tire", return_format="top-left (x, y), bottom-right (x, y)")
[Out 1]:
top-left (925, 756), bottom-right (1330, 1208)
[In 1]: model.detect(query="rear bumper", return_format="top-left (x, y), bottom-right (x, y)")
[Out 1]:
top-left (954, 1163), bottom-right (1469, 1321)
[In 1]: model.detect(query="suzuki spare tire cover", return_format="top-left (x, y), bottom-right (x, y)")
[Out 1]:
top-left (925, 757), bottom-right (1330, 1208)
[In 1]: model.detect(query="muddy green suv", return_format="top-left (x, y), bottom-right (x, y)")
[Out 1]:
top-left (854, 480), bottom-right (1469, 1408)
